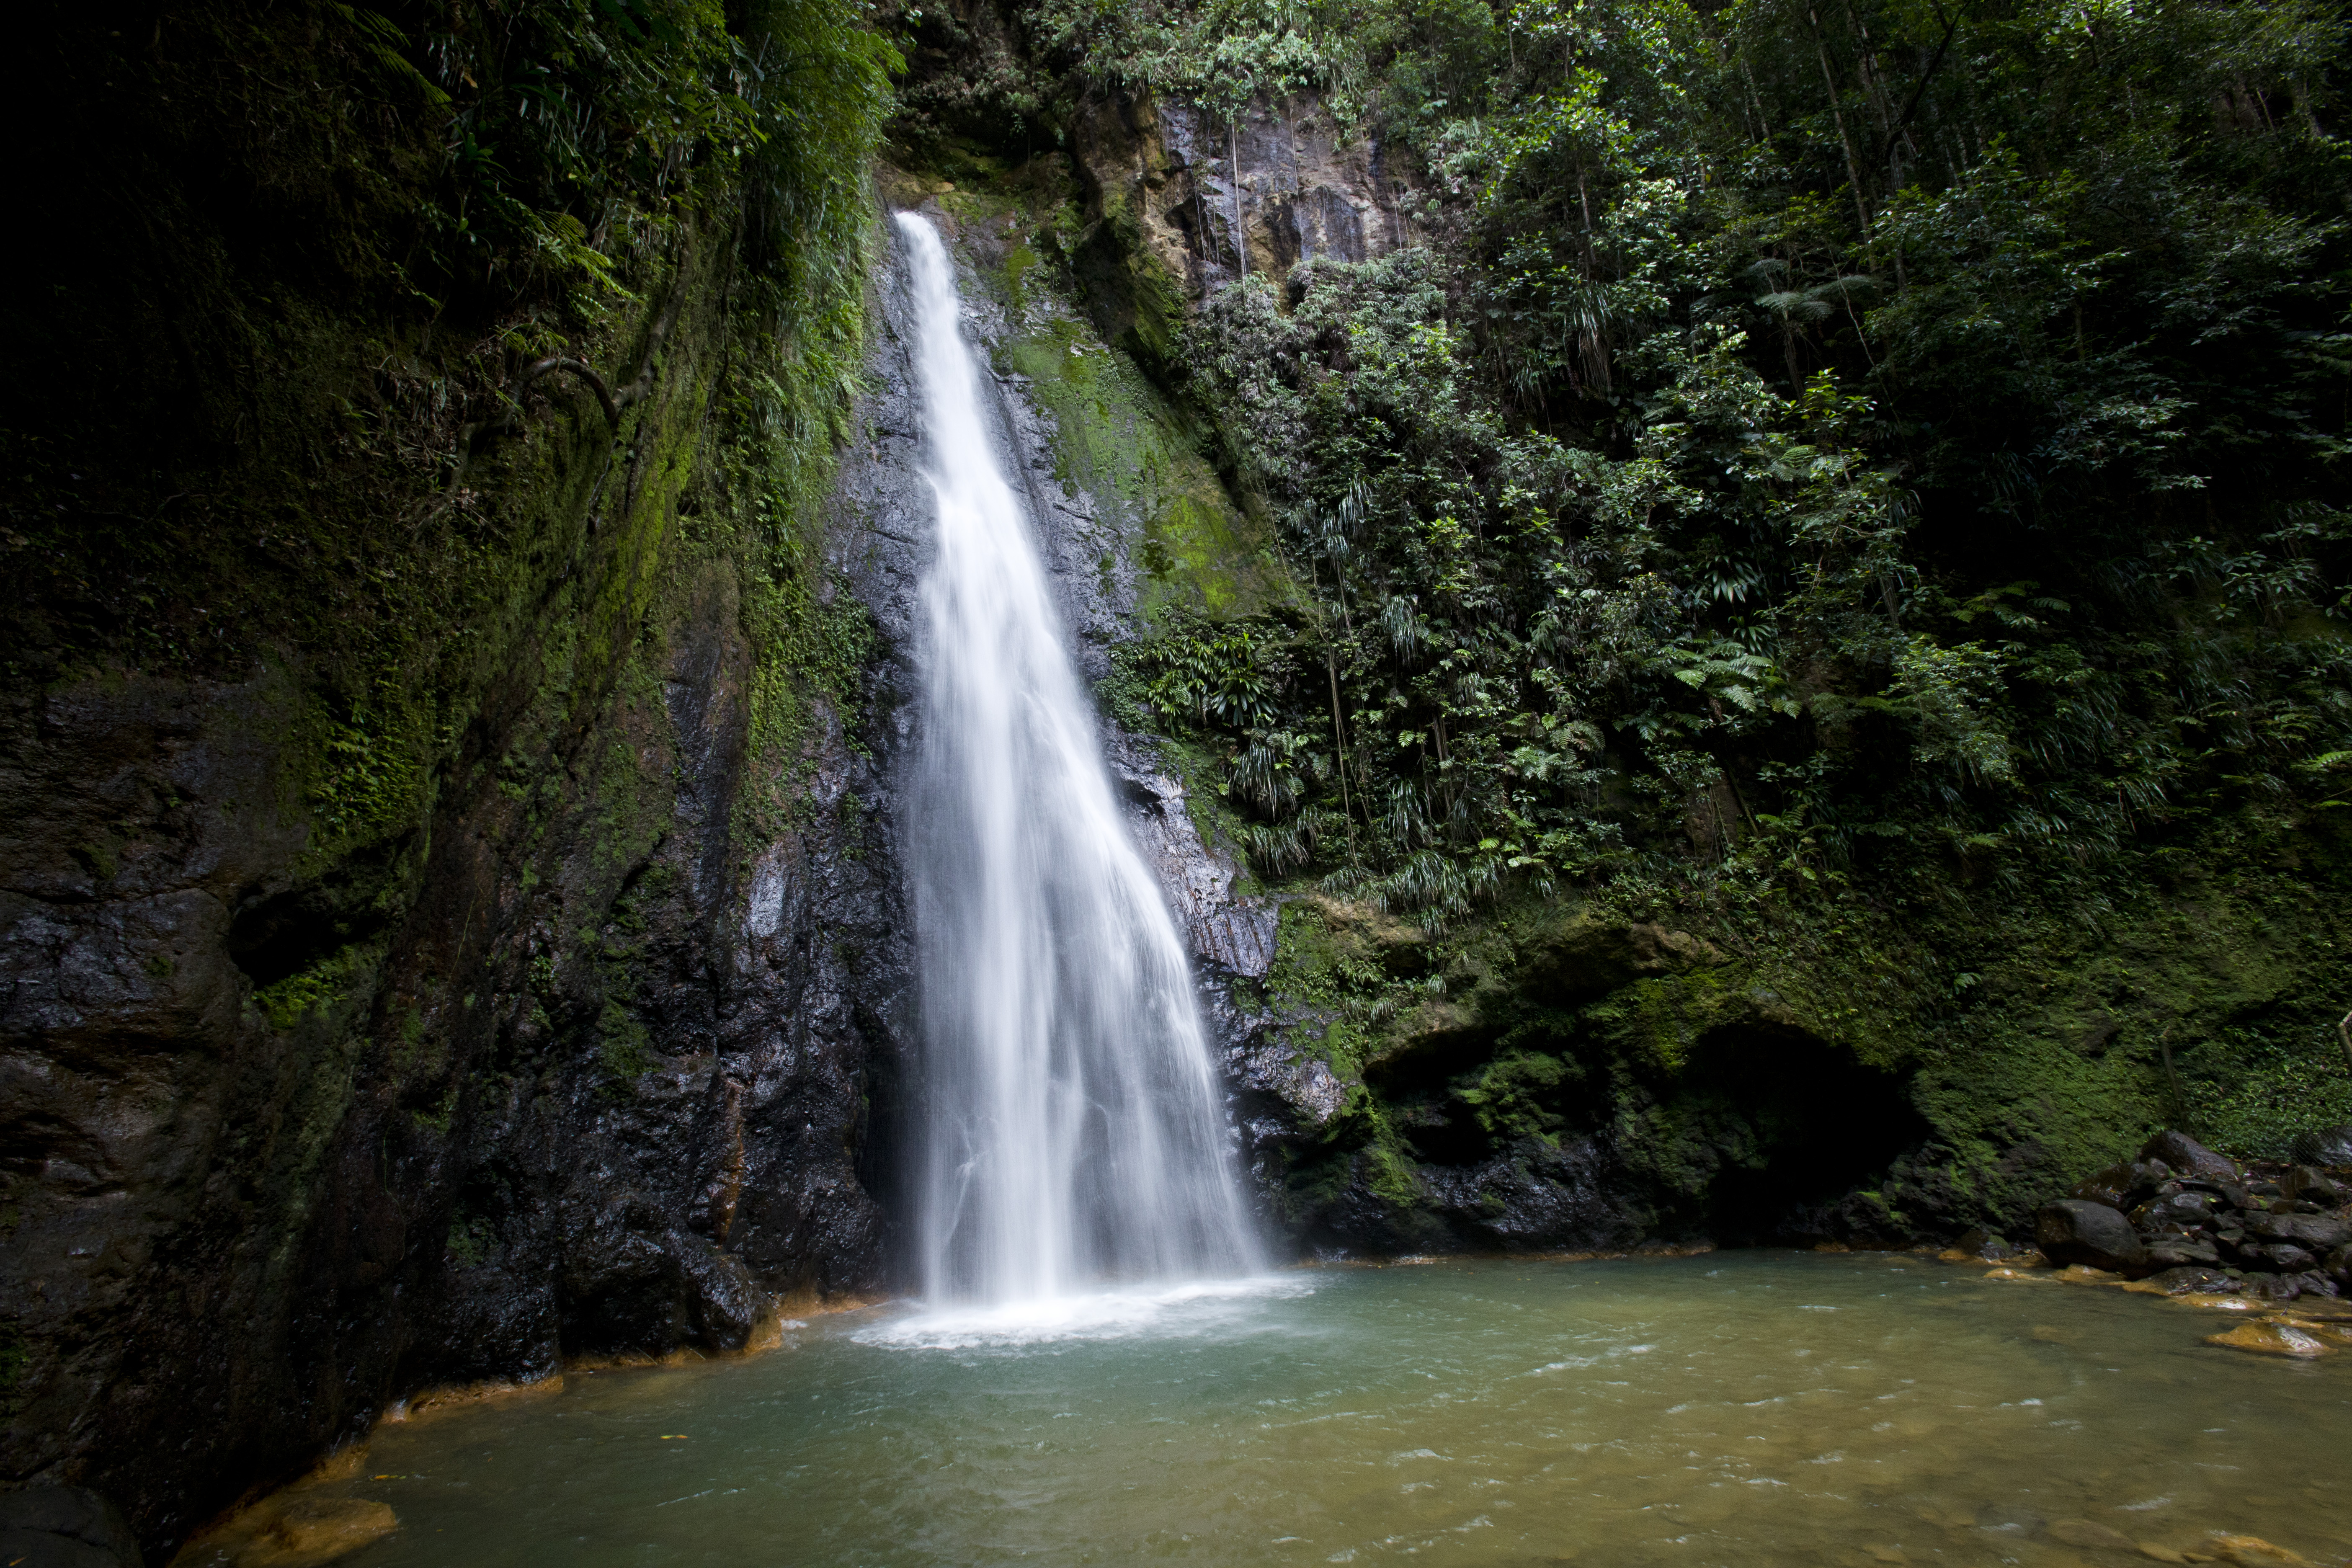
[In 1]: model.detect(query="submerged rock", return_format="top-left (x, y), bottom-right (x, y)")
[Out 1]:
top-left (2203, 1534), bottom-right (2319, 1566)
top-left (269, 1498), bottom-right (399, 1560)
top-left (2050, 1518), bottom-right (2134, 1550)
top-left (2035, 1200), bottom-right (2148, 1271)
top-left (2205, 1320), bottom-right (2331, 1357)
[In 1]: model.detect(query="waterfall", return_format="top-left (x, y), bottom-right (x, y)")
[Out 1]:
top-left (897, 212), bottom-right (1260, 1308)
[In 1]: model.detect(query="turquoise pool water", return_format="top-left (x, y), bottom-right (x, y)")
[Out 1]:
top-left (232, 1253), bottom-right (2352, 1566)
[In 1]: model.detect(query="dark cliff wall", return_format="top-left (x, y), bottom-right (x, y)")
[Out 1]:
top-left (2, 2), bottom-right (905, 1554)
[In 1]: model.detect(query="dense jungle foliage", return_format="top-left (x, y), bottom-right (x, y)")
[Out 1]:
top-left (1095, 0), bottom-right (2352, 904)
top-left (890, 0), bottom-right (2352, 1154)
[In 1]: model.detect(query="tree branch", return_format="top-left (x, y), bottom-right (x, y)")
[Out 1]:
top-left (505, 356), bottom-right (619, 429)
top-left (1875, 4), bottom-right (1960, 172)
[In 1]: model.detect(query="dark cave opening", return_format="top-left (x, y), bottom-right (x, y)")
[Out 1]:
top-left (1664, 1024), bottom-right (1932, 1245)
top-left (226, 885), bottom-right (382, 989)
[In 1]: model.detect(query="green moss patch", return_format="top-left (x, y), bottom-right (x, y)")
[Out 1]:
top-left (999, 319), bottom-right (1290, 627)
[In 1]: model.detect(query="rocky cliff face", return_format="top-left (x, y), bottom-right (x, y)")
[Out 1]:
top-left (1070, 89), bottom-right (1422, 294)
top-left (0, 170), bottom-right (932, 1554)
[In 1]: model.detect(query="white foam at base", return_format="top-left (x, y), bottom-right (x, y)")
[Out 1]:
top-left (854, 1274), bottom-right (1315, 1350)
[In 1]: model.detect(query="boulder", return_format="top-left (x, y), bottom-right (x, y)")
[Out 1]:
top-left (2144, 1265), bottom-right (2237, 1295)
top-left (2287, 1270), bottom-right (2340, 1299)
top-left (0, 1488), bottom-right (142, 1568)
top-left (2287, 1123), bottom-right (2352, 1168)
top-left (2140, 1130), bottom-right (2239, 1182)
top-left (2068, 1162), bottom-right (2169, 1207)
top-left (2182, 1175), bottom-right (2258, 1213)
top-left (2141, 1235), bottom-right (2222, 1271)
top-left (2132, 1191), bottom-right (2216, 1230)
top-left (2329, 1243), bottom-right (2352, 1285)
top-left (2242, 1210), bottom-right (2352, 1252)
top-left (2035, 1200), bottom-right (2148, 1271)
top-left (2243, 1274), bottom-right (2306, 1304)
top-left (1949, 1226), bottom-right (2012, 1261)
top-left (2280, 1166), bottom-right (2345, 1206)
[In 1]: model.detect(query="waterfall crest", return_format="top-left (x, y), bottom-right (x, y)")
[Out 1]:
top-left (897, 212), bottom-right (1260, 1307)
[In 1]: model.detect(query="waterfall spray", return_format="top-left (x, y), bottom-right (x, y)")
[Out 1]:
top-left (896, 213), bottom-right (1259, 1308)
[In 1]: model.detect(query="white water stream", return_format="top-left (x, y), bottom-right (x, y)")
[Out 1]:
top-left (896, 213), bottom-right (1259, 1310)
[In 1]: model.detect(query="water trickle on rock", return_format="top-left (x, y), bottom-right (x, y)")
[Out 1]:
top-left (896, 212), bottom-right (1259, 1307)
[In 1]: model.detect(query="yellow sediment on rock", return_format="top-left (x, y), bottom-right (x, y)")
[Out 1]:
top-left (2200, 1533), bottom-right (2317, 1566)
top-left (271, 1498), bottom-right (400, 1558)
top-left (389, 1369), bottom-right (566, 1420)
top-left (2269, 1315), bottom-right (2352, 1347)
top-left (176, 1493), bottom-right (401, 1568)
top-left (2203, 1320), bottom-right (2331, 1357)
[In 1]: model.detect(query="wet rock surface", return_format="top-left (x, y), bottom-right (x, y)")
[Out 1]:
top-left (2036, 1199), bottom-right (2148, 1271)
top-left (1970, 1130), bottom-right (2352, 1306)
top-left (0, 1487), bottom-right (143, 1568)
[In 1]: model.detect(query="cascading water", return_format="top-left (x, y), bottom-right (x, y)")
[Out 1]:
top-left (896, 212), bottom-right (1261, 1309)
